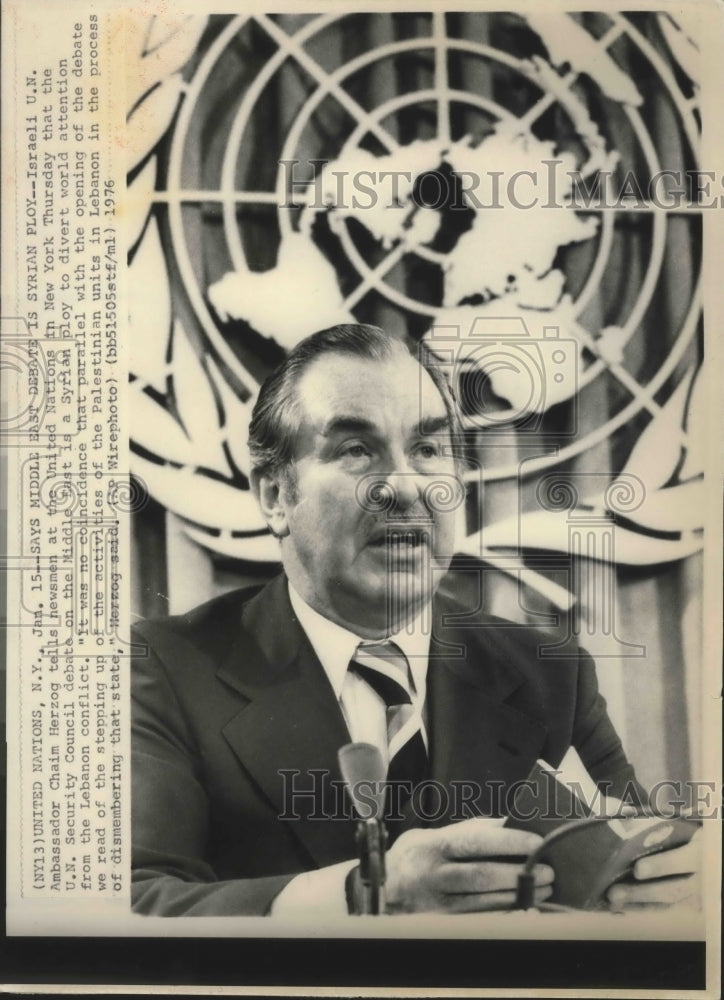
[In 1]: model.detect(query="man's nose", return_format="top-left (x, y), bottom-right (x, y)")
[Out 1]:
top-left (383, 469), bottom-right (424, 512)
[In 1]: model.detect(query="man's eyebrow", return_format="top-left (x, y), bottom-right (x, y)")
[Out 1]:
top-left (319, 415), bottom-right (451, 438)
top-left (416, 415), bottom-right (451, 436)
top-left (320, 416), bottom-right (378, 437)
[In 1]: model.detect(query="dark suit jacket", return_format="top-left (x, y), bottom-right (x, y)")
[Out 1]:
top-left (131, 571), bottom-right (641, 916)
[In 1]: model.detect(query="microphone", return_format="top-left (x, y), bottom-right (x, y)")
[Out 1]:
top-left (338, 742), bottom-right (388, 914)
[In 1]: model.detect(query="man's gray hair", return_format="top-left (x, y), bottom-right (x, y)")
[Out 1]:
top-left (248, 323), bottom-right (462, 480)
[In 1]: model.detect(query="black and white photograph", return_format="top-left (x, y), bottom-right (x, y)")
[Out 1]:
top-left (1, 1), bottom-right (721, 995)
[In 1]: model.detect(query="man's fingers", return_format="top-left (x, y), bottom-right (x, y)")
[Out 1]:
top-left (607, 828), bottom-right (702, 910)
top-left (442, 883), bottom-right (554, 914)
top-left (436, 861), bottom-right (554, 895)
top-left (386, 825), bottom-right (554, 915)
top-left (443, 889), bottom-right (518, 913)
top-left (608, 874), bottom-right (697, 910)
top-left (439, 818), bottom-right (542, 860)
top-left (633, 837), bottom-right (700, 880)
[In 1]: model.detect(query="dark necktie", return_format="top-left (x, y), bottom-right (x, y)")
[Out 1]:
top-left (349, 641), bottom-right (429, 835)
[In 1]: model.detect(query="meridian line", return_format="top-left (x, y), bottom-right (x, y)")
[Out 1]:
top-left (518, 69), bottom-right (577, 130)
top-left (255, 13), bottom-right (401, 153)
top-left (150, 192), bottom-right (712, 213)
top-left (597, 21), bottom-right (625, 50)
top-left (342, 241), bottom-right (408, 310)
top-left (518, 23), bottom-right (622, 132)
top-left (432, 11), bottom-right (451, 145)
top-left (150, 190), bottom-right (298, 204)
top-left (570, 320), bottom-right (689, 446)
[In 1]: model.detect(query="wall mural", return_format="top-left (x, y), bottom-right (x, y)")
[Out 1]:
top-left (127, 12), bottom-right (703, 613)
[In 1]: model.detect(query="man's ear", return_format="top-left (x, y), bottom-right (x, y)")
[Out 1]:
top-left (250, 469), bottom-right (290, 538)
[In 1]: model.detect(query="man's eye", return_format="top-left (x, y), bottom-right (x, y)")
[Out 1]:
top-left (415, 443), bottom-right (440, 459)
top-left (340, 443), bottom-right (370, 458)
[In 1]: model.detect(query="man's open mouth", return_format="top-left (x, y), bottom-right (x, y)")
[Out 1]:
top-left (367, 527), bottom-right (430, 548)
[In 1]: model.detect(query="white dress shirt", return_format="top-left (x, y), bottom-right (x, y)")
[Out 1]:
top-left (288, 583), bottom-right (431, 763)
top-left (271, 584), bottom-right (432, 917)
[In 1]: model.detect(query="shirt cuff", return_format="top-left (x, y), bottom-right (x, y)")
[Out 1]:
top-left (269, 859), bottom-right (358, 918)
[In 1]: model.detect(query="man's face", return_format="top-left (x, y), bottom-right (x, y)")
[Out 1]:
top-left (271, 349), bottom-right (461, 636)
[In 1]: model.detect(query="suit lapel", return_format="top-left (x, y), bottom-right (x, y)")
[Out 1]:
top-left (217, 576), bottom-right (358, 867)
top-left (427, 599), bottom-right (548, 821)
top-left (215, 575), bottom-right (549, 856)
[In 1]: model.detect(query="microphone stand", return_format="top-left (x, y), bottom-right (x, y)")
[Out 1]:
top-left (355, 816), bottom-right (388, 915)
top-left (338, 742), bottom-right (389, 915)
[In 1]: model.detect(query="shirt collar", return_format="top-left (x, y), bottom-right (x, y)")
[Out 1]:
top-left (288, 582), bottom-right (431, 700)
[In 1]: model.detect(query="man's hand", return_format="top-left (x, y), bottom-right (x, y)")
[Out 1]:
top-left (606, 829), bottom-right (702, 911)
top-left (384, 818), bottom-right (553, 914)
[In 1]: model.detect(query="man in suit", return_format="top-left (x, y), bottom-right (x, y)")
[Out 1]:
top-left (132, 323), bottom-right (698, 916)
